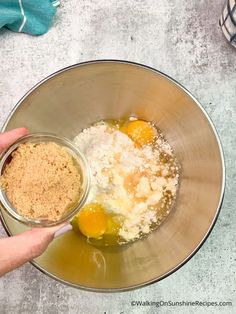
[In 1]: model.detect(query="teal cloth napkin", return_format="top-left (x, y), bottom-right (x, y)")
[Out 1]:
top-left (0, 0), bottom-right (59, 35)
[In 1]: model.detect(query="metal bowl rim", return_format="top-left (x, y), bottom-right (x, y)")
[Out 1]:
top-left (0, 59), bottom-right (226, 292)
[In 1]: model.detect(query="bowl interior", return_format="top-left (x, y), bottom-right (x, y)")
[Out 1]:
top-left (0, 61), bottom-right (224, 291)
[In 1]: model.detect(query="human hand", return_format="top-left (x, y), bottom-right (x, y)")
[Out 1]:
top-left (0, 128), bottom-right (65, 277)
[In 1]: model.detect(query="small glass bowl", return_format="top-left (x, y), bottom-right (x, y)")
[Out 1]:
top-left (0, 133), bottom-right (90, 227)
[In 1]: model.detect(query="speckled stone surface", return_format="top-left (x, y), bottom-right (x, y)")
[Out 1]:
top-left (0, 1), bottom-right (235, 313)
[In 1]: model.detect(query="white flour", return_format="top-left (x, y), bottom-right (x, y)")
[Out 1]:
top-left (74, 123), bottom-right (178, 242)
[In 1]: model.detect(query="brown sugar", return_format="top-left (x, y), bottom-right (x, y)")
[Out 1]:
top-left (0, 142), bottom-right (82, 221)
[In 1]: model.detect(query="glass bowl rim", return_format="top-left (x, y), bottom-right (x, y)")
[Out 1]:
top-left (0, 132), bottom-right (91, 227)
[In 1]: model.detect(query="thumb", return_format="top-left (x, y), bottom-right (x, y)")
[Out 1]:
top-left (0, 128), bottom-right (29, 152)
top-left (28, 223), bottom-right (69, 258)
top-left (0, 222), bottom-right (68, 277)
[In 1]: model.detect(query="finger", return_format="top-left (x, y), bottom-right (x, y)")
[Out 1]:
top-left (45, 222), bottom-right (69, 237)
top-left (27, 222), bottom-right (70, 257)
top-left (0, 128), bottom-right (29, 151)
top-left (53, 224), bottom-right (72, 238)
top-left (31, 222), bottom-right (69, 237)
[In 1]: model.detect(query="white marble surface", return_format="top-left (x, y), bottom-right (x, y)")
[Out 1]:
top-left (0, 1), bottom-right (236, 313)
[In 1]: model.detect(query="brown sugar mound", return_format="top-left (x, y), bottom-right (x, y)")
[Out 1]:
top-left (0, 142), bottom-right (82, 221)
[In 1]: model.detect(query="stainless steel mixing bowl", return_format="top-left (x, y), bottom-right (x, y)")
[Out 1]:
top-left (0, 60), bottom-right (225, 291)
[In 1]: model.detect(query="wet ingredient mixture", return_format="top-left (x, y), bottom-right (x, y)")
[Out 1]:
top-left (73, 119), bottom-right (179, 245)
top-left (0, 142), bottom-right (82, 221)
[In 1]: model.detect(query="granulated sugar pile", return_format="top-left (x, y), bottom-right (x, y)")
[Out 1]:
top-left (74, 122), bottom-right (179, 242)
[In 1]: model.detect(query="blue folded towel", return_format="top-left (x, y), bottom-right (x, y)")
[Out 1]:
top-left (0, 0), bottom-right (59, 35)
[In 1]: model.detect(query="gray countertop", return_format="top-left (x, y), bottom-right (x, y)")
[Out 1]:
top-left (0, 1), bottom-right (235, 313)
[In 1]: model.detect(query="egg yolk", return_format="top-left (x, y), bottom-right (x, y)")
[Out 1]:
top-left (77, 203), bottom-right (107, 238)
top-left (124, 120), bottom-right (156, 146)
